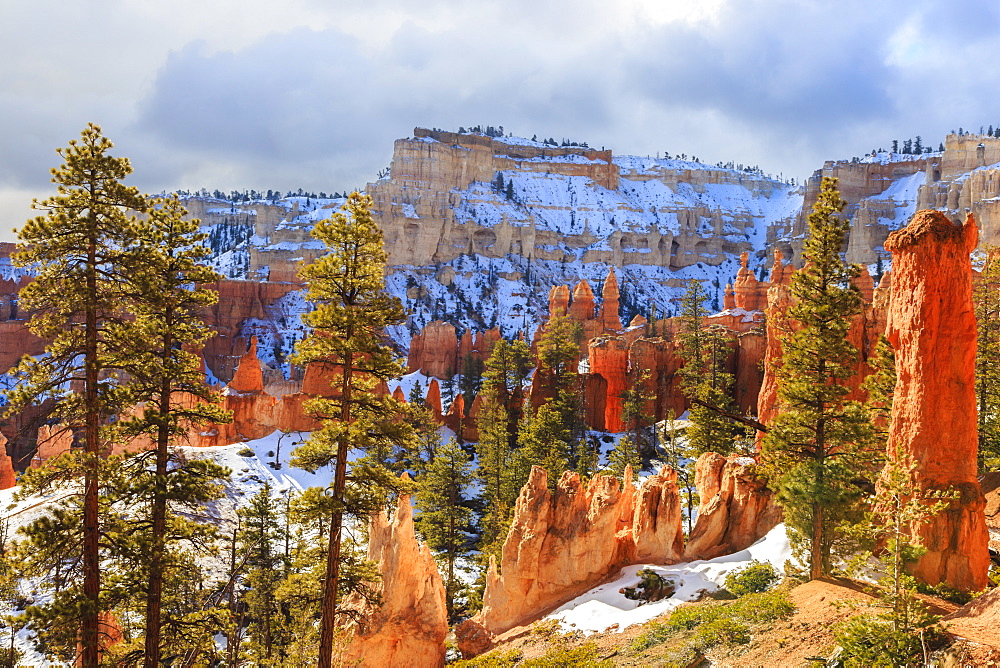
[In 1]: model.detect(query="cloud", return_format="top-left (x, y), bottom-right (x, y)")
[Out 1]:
top-left (7, 0), bottom-right (1000, 242)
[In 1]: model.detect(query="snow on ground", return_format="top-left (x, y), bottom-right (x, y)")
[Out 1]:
top-left (545, 523), bottom-right (792, 635)
top-left (0, 431), bottom-right (333, 665)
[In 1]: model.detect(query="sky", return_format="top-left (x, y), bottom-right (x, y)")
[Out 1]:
top-left (2, 0), bottom-right (1000, 241)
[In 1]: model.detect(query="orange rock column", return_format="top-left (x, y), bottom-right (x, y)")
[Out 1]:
top-left (884, 210), bottom-right (990, 592)
top-left (588, 337), bottom-right (629, 433)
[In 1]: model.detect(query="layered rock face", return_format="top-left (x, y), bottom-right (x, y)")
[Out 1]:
top-left (684, 453), bottom-right (783, 560)
top-left (772, 154), bottom-right (929, 266)
top-left (916, 134), bottom-right (1000, 247)
top-left (475, 465), bottom-right (683, 637)
top-left (340, 482), bottom-right (449, 668)
top-left (369, 129), bottom-right (798, 297)
top-left (883, 210), bottom-right (990, 592)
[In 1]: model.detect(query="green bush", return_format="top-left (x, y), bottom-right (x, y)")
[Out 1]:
top-left (452, 649), bottom-right (521, 667)
top-left (834, 614), bottom-right (925, 667)
top-left (236, 445), bottom-right (255, 457)
top-left (724, 560), bottom-right (780, 596)
top-left (692, 616), bottom-right (751, 648)
top-left (730, 588), bottom-right (795, 621)
top-left (521, 642), bottom-right (612, 667)
top-left (630, 588), bottom-right (794, 653)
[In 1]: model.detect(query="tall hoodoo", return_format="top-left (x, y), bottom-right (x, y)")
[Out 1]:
top-left (340, 480), bottom-right (448, 667)
top-left (884, 210), bottom-right (990, 591)
top-left (600, 268), bottom-right (623, 331)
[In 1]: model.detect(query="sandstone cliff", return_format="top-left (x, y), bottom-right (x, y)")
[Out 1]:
top-left (475, 465), bottom-right (683, 638)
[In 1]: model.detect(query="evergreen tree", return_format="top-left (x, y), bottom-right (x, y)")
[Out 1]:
top-left (607, 432), bottom-right (640, 481)
top-left (761, 177), bottom-right (876, 580)
top-left (677, 280), bottom-right (741, 455)
top-left (106, 195), bottom-right (232, 666)
top-left (533, 314), bottom-right (585, 461)
top-left (974, 247), bottom-right (1000, 471)
top-left (658, 411), bottom-right (699, 534)
top-left (239, 484), bottom-right (287, 663)
top-left (459, 352), bottom-right (484, 414)
top-left (290, 192), bottom-right (414, 668)
top-left (619, 368), bottom-right (654, 462)
top-left (475, 339), bottom-right (531, 556)
top-left (415, 439), bottom-right (476, 621)
top-left (864, 335), bottom-right (895, 456)
top-left (5, 124), bottom-right (146, 666)
top-left (517, 401), bottom-right (571, 490)
top-left (837, 451), bottom-right (951, 665)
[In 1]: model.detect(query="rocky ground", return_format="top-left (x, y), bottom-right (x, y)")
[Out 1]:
top-left (458, 577), bottom-right (1000, 667)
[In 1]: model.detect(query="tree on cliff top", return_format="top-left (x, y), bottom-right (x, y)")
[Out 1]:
top-left (289, 192), bottom-right (414, 668)
top-left (761, 177), bottom-right (875, 581)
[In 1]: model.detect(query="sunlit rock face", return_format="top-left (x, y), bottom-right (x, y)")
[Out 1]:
top-left (340, 482), bottom-right (449, 668)
top-left (884, 209), bottom-right (990, 592)
top-left (475, 465), bottom-right (683, 638)
top-left (683, 453), bottom-right (782, 561)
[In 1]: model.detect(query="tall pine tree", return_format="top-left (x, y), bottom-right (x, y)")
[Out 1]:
top-left (475, 338), bottom-right (531, 557)
top-left (761, 177), bottom-right (875, 580)
top-left (107, 195), bottom-right (232, 666)
top-left (677, 279), bottom-right (741, 455)
top-left (290, 192), bottom-right (414, 668)
top-left (414, 438), bottom-right (476, 621)
top-left (6, 124), bottom-right (146, 666)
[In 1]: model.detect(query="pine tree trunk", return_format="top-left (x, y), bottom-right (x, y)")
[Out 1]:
top-left (810, 501), bottom-right (824, 580)
top-left (318, 361), bottom-right (352, 668)
top-left (81, 211), bottom-right (101, 668)
top-left (144, 371), bottom-right (172, 667)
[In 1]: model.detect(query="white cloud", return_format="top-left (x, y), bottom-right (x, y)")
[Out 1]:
top-left (4, 0), bottom-right (1000, 241)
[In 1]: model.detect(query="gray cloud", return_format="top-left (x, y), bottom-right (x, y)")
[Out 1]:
top-left (6, 0), bottom-right (1000, 240)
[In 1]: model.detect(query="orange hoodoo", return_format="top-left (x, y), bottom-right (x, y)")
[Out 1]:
top-left (884, 210), bottom-right (990, 592)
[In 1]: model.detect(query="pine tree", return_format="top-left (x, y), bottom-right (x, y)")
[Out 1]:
top-left (415, 439), bottom-right (476, 621)
top-left (677, 280), bottom-right (741, 455)
top-left (105, 195), bottom-right (232, 666)
top-left (974, 247), bottom-right (1000, 471)
top-left (619, 368), bottom-right (654, 462)
top-left (289, 192), bottom-right (414, 668)
top-left (532, 314), bottom-right (585, 464)
top-left (761, 177), bottom-right (876, 580)
top-left (517, 401), bottom-right (571, 491)
top-left (659, 410), bottom-right (699, 534)
top-left (5, 124), bottom-right (147, 666)
top-left (239, 484), bottom-right (287, 663)
top-left (836, 450), bottom-right (951, 665)
top-left (475, 339), bottom-right (531, 556)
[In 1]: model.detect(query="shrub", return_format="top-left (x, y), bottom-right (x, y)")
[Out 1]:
top-left (452, 649), bottom-right (521, 667)
top-left (630, 588), bottom-right (794, 653)
top-left (724, 560), bottom-right (780, 596)
top-left (692, 616), bottom-right (751, 648)
top-left (834, 614), bottom-right (925, 667)
top-left (730, 588), bottom-right (795, 621)
top-left (521, 642), bottom-right (612, 668)
top-left (236, 446), bottom-right (255, 457)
